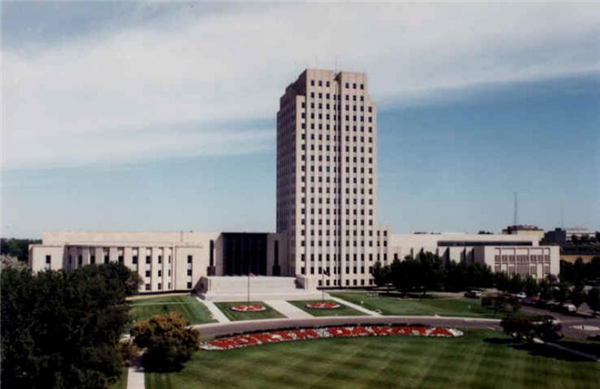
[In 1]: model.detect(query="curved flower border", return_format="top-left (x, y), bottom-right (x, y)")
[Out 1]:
top-left (231, 305), bottom-right (266, 312)
top-left (201, 325), bottom-right (464, 351)
top-left (306, 302), bottom-right (341, 309)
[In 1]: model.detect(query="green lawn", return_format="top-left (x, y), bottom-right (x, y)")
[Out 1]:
top-left (145, 329), bottom-right (600, 389)
top-left (288, 300), bottom-right (366, 317)
top-left (331, 292), bottom-right (528, 319)
top-left (108, 367), bottom-right (128, 389)
top-left (214, 301), bottom-right (285, 321)
top-left (129, 295), bottom-right (216, 327)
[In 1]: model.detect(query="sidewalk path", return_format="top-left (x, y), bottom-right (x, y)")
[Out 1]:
top-left (196, 296), bottom-right (231, 323)
top-left (265, 300), bottom-right (313, 319)
top-left (126, 356), bottom-right (145, 389)
top-left (192, 315), bottom-right (502, 339)
top-left (330, 296), bottom-right (382, 317)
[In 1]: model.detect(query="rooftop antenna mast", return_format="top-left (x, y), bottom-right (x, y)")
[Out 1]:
top-left (513, 192), bottom-right (519, 226)
top-left (560, 206), bottom-right (564, 229)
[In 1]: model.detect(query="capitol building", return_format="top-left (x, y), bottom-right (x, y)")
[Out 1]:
top-left (29, 69), bottom-right (559, 294)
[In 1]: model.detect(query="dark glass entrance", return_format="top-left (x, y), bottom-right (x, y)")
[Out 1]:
top-left (222, 233), bottom-right (268, 276)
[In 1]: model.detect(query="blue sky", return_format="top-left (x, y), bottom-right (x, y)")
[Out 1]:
top-left (2, 2), bottom-right (600, 238)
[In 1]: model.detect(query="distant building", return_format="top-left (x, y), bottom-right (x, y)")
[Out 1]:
top-left (389, 233), bottom-right (559, 279)
top-left (502, 225), bottom-right (545, 242)
top-left (544, 228), bottom-right (598, 245)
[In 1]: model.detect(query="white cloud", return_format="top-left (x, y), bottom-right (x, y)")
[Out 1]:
top-left (3, 2), bottom-right (599, 169)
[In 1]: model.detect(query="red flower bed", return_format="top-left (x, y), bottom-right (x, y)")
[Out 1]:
top-left (201, 325), bottom-right (464, 351)
top-left (306, 302), bottom-right (341, 309)
top-left (230, 305), bottom-right (266, 312)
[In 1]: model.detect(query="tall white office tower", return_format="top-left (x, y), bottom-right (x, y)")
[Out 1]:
top-left (276, 69), bottom-right (389, 288)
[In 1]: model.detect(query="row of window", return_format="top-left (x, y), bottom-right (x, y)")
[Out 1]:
top-left (302, 101), bottom-right (372, 113)
top-left (300, 253), bottom-right (388, 262)
top-left (302, 112), bottom-right (373, 123)
top-left (308, 88), bottom-right (365, 99)
top-left (144, 282), bottom-right (193, 291)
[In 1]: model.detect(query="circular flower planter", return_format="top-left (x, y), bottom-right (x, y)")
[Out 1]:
top-left (231, 304), bottom-right (266, 312)
top-left (201, 325), bottom-right (464, 351)
top-left (306, 302), bottom-right (341, 309)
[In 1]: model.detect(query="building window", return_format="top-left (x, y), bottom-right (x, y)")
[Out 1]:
top-left (145, 284), bottom-right (150, 291)
top-left (158, 270), bottom-right (162, 277)
top-left (187, 282), bottom-right (193, 289)
top-left (187, 269), bottom-right (192, 276)
top-left (104, 255), bottom-right (109, 264)
top-left (118, 255), bottom-right (124, 264)
top-left (157, 283), bottom-right (162, 290)
top-left (132, 256), bottom-right (138, 264)
top-left (145, 271), bottom-right (151, 277)
top-left (90, 255), bottom-right (95, 264)
top-left (45, 255), bottom-right (51, 264)
top-left (187, 255), bottom-right (193, 263)
top-left (146, 256), bottom-right (151, 264)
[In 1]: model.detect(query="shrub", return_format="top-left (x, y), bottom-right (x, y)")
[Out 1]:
top-left (117, 341), bottom-right (139, 367)
top-left (501, 315), bottom-right (562, 343)
top-left (131, 312), bottom-right (200, 372)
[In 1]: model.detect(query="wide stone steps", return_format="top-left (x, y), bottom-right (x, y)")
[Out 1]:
top-left (199, 276), bottom-right (329, 302)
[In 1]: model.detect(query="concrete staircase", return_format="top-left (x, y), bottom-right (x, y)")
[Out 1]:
top-left (199, 276), bottom-right (329, 302)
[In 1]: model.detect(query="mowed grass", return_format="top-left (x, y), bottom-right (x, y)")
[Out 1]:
top-left (108, 367), bottom-right (128, 389)
top-left (332, 292), bottom-right (527, 319)
top-left (289, 300), bottom-right (366, 317)
top-left (129, 295), bottom-right (216, 327)
top-left (145, 329), bottom-right (600, 389)
top-left (214, 301), bottom-right (285, 321)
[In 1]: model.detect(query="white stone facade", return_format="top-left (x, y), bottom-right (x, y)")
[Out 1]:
top-left (29, 231), bottom-right (288, 292)
top-left (277, 69), bottom-right (389, 289)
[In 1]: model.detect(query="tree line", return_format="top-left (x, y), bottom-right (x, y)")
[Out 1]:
top-left (370, 252), bottom-right (600, 313)
top-left (0, 238), bottom-right (40, 262)
top-left (370, 252), bottom-right (495, 294)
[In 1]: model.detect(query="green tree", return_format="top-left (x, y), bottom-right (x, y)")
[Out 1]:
top-left (569, 284), bottom-right (586, 312)
top-left (0, 238), bottom-right (40, 262)
top-left (587, 287), bottom-right (600, 313)
top-left (501, 315), bottom-right (561, 342)
top-left (370, 261), bottom-right (390, 287)
top-left (553, 282), bottom-right (571, 303)
top-left (507, 274), bottom-right (524, 294)
top-left (523, 276), bottom-right (539, 298)
top-left (391, 257), bottom-right (420, 294)
top-left (539, 278), bottom-right (553, 300)
top-left (1, 263), bottom-right (142, 389)
top-left (445, 261), bottom-right (467, 292)
top-left (419, 252), bottom-right (446, 295)
top-left (131, 312), bottom-right (200, 372)
top-left (494, 272), bottom-right (510, 292)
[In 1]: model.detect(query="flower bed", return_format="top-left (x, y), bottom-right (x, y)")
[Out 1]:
top-left (230, 305), bottom-right (266, 312)
top-left (306, 302), bottom-right (341, 309)
top-left (201, 325), bottom-right (464, 351)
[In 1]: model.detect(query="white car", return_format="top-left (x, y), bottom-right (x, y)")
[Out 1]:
top-left (561, 303), bottom-right (576, 313)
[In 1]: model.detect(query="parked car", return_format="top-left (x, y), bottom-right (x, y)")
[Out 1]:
top-left (515, 293), bottom-right (526, 300)
top-left (522, 298), bottom-right (534, 306)
top-left (561, 303), bottom-right (576, 314)
top-left (464, 290), bottom-right (482, 299)
top-left (549, 301), bottom-right (563, 312)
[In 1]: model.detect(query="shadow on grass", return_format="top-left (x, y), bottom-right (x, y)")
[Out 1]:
top-left (555, 340), bottom-right (600, 358)
top-left (483, 338), bottom-right (593, 362)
